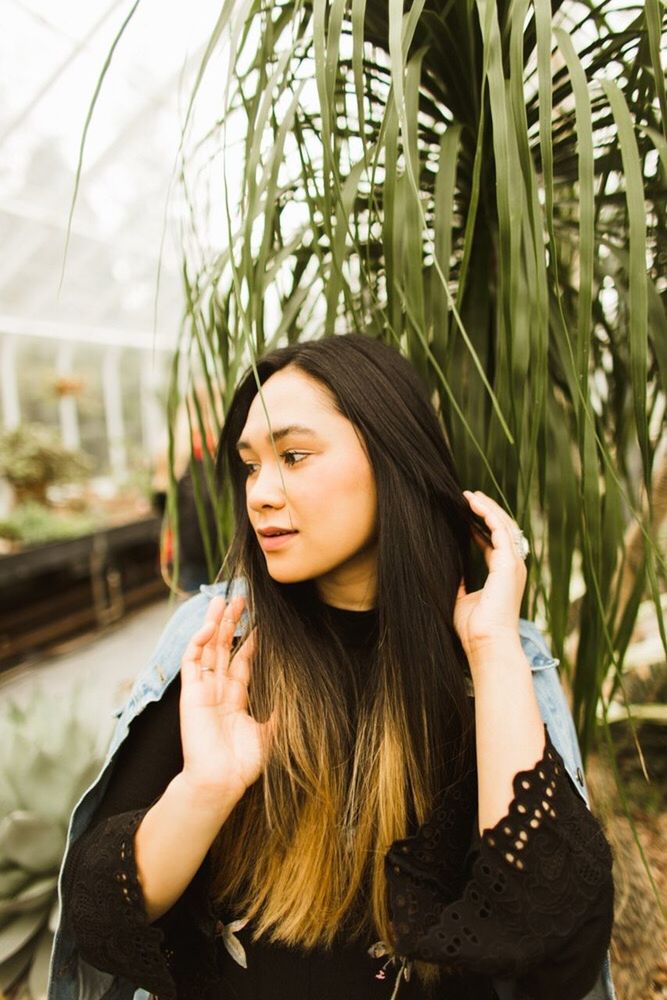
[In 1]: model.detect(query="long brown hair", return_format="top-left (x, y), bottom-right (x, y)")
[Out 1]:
top-left (212, 335), bottom-right (486, 951)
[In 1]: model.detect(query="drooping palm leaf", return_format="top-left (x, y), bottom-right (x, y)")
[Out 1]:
top-left (67, 1), bottom-right (665, 763)
top-left (159, 0), bottom-right (666, 761)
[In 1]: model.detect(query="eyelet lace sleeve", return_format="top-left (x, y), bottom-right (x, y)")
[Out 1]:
top-left (61, 808), bottom-right (178, 1000)
top-left (385, 725), bottom-right (614, 1000)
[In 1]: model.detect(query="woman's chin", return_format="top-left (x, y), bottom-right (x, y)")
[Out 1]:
top-left (263, 557), bottom-right (315, 584)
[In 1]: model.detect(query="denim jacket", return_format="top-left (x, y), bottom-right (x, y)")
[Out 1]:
top-left (48, 580), bottom-right (615, 1000)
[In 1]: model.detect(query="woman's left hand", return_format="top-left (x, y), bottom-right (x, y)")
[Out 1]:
top-left (453, 490), bottom-right (528, 658)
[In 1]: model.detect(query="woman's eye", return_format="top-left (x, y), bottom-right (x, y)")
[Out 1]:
top-left (282, 450), bottom-right (309, 467)
top-left (242, 452), bottom-right (308, 474)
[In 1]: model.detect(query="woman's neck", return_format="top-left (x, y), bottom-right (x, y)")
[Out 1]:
top-left (314, 563), bottom-right (377, 610)
top-left (316, 591), bottom-right (376, 611)
top-left (312, 539), bottom-right (378, 610)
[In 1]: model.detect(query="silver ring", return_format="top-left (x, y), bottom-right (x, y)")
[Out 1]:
top-left (512, 528), bottom-right (530, 561)
top-left (200, 666), bottom-right (215, 674)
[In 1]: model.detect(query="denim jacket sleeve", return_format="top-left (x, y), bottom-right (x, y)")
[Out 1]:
top-left (47, 587), bottom-right (232, 1000)
top-left (511, 619), bottom-right (615, 1000)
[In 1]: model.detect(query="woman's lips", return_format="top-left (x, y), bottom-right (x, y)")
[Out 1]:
top-left (258, 531), bottom-right (298, 551)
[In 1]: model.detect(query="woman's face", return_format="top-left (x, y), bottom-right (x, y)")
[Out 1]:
top-left (237, 367), bottom-right (378, 609)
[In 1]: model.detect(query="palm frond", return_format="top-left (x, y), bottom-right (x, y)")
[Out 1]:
top-left (70, 0), bottom-right (664, 772)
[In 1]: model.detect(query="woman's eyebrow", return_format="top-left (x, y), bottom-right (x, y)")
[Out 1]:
top-left (236, 424), bottom-right (318, 451)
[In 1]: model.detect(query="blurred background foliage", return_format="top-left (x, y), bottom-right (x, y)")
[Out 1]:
top-left (128, 0), bottom-right (667, 763)
top-left (0, 691), bottom-right (106, 999)
top-left (0, 426), bottom-right (91, 505)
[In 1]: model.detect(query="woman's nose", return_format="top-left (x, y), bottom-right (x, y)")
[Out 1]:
top-left (246, 463), bottom-right (287, 510)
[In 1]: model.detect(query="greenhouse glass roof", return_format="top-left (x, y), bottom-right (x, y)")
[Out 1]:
top-left (0, 0), bottom-right (220, 348)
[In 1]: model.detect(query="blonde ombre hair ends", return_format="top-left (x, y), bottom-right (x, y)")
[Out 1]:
top-left (211, 642), bottom-right (437, 950)
top-left (212, 336), bottom-right (486, 961)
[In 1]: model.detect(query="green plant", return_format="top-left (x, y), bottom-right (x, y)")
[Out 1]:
top-left (0, 501), bottom-right (100, 547)
top-left (0, 426), bottom-right (90, 504)
top-left (0, 691), bottom-right (104, 999)
top-left (72, 4), bottom-right (666, 751)
top-left (174, 0), bottom-right (664, 753)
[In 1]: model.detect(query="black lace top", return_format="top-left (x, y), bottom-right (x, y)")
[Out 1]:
top-left (61, 606), bottom-right (613, 1000)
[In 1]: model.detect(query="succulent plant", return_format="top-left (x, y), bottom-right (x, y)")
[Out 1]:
top-left (0, 689), bottom-right (107, 999)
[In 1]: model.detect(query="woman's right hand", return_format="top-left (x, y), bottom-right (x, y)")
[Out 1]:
top-left (179, 594), bottom-right (272, 804)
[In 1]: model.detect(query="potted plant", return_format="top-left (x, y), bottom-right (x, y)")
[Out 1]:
top-left (0, 426), bottom-right (89, 506)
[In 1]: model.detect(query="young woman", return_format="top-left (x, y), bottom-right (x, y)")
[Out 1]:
top-left (51, 335), bottom-right (614, 1000)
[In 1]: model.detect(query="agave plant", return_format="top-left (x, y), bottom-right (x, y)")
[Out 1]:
top-left (0, 691), bottom-right (105, 999)
top-left (72, 0), bottom-right (665, 763)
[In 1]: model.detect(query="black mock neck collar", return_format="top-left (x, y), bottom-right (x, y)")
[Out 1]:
top-left (319, 601), bottom-right (378, 648)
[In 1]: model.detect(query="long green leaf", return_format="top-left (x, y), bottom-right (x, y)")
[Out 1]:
top-left (431, 124), bottom-right (462, 347)
top-left (645, 0), bottom-right (667, 139)
top-left (601, 79), bottom-right (651, 496)
top-left (554, 29), bottom-right (594, 388)
top-left (60, 0), bottom-right (142, 289)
